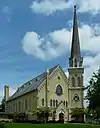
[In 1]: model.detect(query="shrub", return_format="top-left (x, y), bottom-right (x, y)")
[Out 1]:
top-left (0, 123), bottom-right (6, 128)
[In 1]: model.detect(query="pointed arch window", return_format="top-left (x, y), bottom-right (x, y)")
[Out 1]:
top-left (25, 100), bottom-right (27, 110)
top-left (29, 97), bottom-right (31, 110)
top-left (16, 103), bottom-right (17, 112)
top-left (22, 101), bottom-right (23, 111)
top-left (79, 61), bottom-right (82, 67)
top-left (71, 60), bottom-right (73, 67)
top-left (42, 98), bottom-right (44, 106)
top-left (50, 100), bottom-right (52, 107)
top-left (72, 77), bottom-right (75, 87)
top-left (53, 100), bottom-right (55, 107)
top-left (74, 58), bottom-right (77, 67)
top-left (13, 103), bottom-right (15, 112)
top-left (63, 101), bottom-right (65, 106)
top-left (78, 76), bottom-right (81, 87)
top-left (56, 85), bottom-right (63, 96)
top-left (19, 101), bottom-right (21, 112)
top-left (56, 100), bottom-right (58, 107)
top-left (66, 101), bottom-right (68, 107)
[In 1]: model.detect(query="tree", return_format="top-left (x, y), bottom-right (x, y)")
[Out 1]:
top-left (71, 108), bottom-right (84, 122)
top-left (95, 107), bottom-right (100, 120)
top-left (86, 69), bottom-right (100, 120)
top-left (84, 108), bottom-right (96, 118)
top-left (0, 98), bottom-right (5, 112)
top-left (32, 108), bottom-right (43, 122)
top-left (32, 107), bottom-right (50, 123)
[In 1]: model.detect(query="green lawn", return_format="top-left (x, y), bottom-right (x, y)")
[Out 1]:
top-left (4, 123), bottom-right (100, 128)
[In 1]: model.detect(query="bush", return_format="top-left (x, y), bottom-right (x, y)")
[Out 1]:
top-left (8, 113), bottom-right (14, 119)
top-left (0, 123), bottom-right (6, 128)
top-left (14, 120), bottom-right (41, 124)
top-left (12, 112), bottom-right (26, 123)
top-left (46, 120), bottom-right (64, 124)
top-left (68, 120), bottom-right (85, 123)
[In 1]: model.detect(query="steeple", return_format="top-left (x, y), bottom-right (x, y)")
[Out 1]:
top-left (71, 5), bottom-right (80, 58)
top-left (68, 6), bottom-right (84, 118)
top-left (69, 5), bottom-right (83, 68)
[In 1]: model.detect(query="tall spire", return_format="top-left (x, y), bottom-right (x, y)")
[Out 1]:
top-left (71, 5), bottom-right (80, 58)
top-left (69, 5), bottom-right (83, 67)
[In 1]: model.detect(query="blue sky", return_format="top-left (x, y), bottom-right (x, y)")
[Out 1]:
top-left (0, 0), bottom-right (100, 104)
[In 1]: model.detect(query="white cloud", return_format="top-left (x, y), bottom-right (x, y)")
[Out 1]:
top-left (2, 6), bottom-right (12, 22)
top-left (22, 29), bottom-right (71, 61)
top-left (78, 0), bottom-right (100, 15)
top-left (30, 0), bottom-right (100, 15)
top-left (80, 25), bottom-right (100, 52)
top-left (30, 0), bottom-right (72, 15)
top-left (84, 54), bottom-right (100, 86)
top-left (22, 24), bottom-right (100, 61)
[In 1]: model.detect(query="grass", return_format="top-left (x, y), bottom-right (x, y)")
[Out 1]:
top-left (4, 123), bottom-right (100, 128)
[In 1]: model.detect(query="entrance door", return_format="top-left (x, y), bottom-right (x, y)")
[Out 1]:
top-left (59, 113), bottom-right (64, 122)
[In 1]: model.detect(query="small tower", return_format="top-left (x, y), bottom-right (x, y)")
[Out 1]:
top-left (4, 85), bottom-right (9, 113)
top-left (45, 66), bottom-right (49, 107)
top-left (4, 85), bottom-right (9, 101)
top-left (68, 5), bottom-right (84, 121)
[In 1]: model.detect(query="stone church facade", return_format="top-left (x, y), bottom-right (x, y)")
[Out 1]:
top-left (4, 6), bottom-right (84, 122)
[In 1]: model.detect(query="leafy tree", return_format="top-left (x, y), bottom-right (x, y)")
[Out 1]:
top-left (95, 107), bottom-right (100, 120)
top-left (84, 108), bottom-right (89, 116)
top-left (0, 98), bottom-right (5, 112)
top-left (32, 108), bottom-right (43, 121)
top-left (43, 107), bottom-right (50, 122)
top-left (86, 69), bottom-right (100, 120)
top-left (84, 108), bottom-right (96, 118)
top-left (32, 107), bottom-right (50, 123)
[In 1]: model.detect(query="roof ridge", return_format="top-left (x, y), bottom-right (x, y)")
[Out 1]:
top-left (21, 64), bottom-right (59, 86)
top-left (7, 64), bottom-right (59, 101)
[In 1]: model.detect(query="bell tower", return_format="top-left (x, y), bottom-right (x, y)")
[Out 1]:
top-left (68, 5), bottom-right (84, 121)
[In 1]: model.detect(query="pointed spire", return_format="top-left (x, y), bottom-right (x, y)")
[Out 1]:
top-left (46, 65), bottom-right (49, 73)
top-left (70, 5), bottom-right (81, 58)
top-left (47, 68), bottom-right (49, 73)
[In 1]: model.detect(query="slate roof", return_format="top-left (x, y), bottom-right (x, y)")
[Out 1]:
top-left (7, 65), bottom-right (59, 101)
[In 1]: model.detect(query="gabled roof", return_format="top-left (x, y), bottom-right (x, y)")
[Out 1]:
top-left (7, 65), bottom-right (59, 101)
top-left (56, 101), bottom-right (67, 112)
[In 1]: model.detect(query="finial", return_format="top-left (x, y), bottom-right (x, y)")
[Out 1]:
top-left (74, 5), bottom-right (76, 12)
top-left (47, 68), bottom-right (49, 73)
top-left (74, 5), bottom-right (76, 9)
top-left (46, 65), bottom-right (49, 73)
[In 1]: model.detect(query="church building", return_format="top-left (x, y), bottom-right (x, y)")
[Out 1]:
top-left (4, 6), bottom-right (84, 122)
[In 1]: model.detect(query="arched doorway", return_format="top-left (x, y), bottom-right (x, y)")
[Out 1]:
top-left (59, 113), bottom-right (64, 122)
